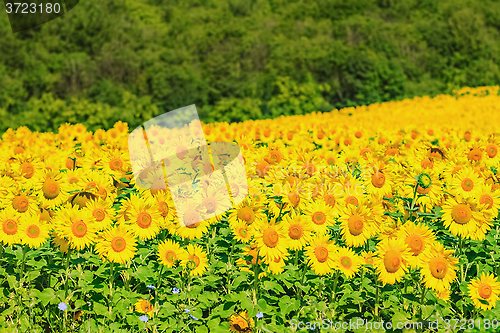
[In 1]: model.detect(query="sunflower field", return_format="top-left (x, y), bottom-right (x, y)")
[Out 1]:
top-left (1, 86), bottom-right (500, 333)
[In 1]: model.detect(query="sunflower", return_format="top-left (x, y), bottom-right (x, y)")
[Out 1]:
top-left (123, 195), bottom-right (161, 241)
top-left (53, 204), bottom-right (97, 250)
top-left (0, 208), bottom-right (23, 246)
top-left (52, 231), bottom-right (70, 253)
top-left (100, 148), bottom-right (131, 181)
top-left (282, 211), bottom-right (313, 250)
top-left (253, 219), bottom-right (289, 262)
top-left (333, 247), bottom-right (364, 279)
top-left (182, 244), bottom-right (209, 276)
top-left (231, 221), bottom-right (254, 243)
top-left (6, 188), bottom-right (39, 215)
top-left (441, 197), bottom-right (482, 239)
top-left (157, 239), bottom-right (187, 267)
top-left (361, 251), bottom-right (375, 267)
top-left (305, 234), bottom-right (338, 276)
top-left (95, 226), bottom-right (137, 264)
top-left (420, 242), bottom-right (458, 293)
top-left (304, 200), bottom-right (335, 235)
top-left (266, 253), bottom-right (287, 275)
top-left (19, 214), bottom-right (51, 249)
top-left (467, 272), bottom-right (500, 311)
top-left (144, 191), bottom-right (177, 228)
top-left (448, 167), bottom-right (483, 200)
top-left (135, 299), bottom-right (155, 317)
top-left (339, 204), bottom-right (374, 247)
top-left (364, 163), bottom-right (394, 198)
top-left (229, 311), bottom-right (255, 333)
top-left (397, 221), bottom-right (436, 268)
top-left (435, 289), bottom-right (450, 302)
top-left (35, 169), bottom-right (71, 209)
top-left (83, 197), bottom-right (115, 231)
top-left (174, 208), bottom-right (210, 240)
top-left (374, 238), bottom-right (412, 286)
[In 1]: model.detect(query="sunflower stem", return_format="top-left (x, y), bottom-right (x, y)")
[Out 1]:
top-left (374, 280), bottom-right (380, 320)
top-left (109, 261), bottom-right (114, 315)
top-left (63, 248), bottom-right (71, 299)
top-left (252, 263), bottom-right (260, 304)
top-left (331, 270), bottom-right (340, 302)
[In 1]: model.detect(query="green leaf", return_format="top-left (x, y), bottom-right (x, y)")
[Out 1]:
top-left (196, 326), bottom-right (209, 333)
top-left (38, 288), bottom-right (57, 307)
top-left (134, 266), bottom-right (154, 283)
top-left (263, 280), bottom-right (285, 294)
top-left (257, 299), bottom-right (267, 312)
top-left (93, 302), bottom-right (108, 316)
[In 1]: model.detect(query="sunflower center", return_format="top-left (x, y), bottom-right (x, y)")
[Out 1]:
top-left (288, 193), bottom-right (300, 208)
top-left (165, 250), bottom-right (176, 263)
top-left (42, 179), bottom-right (60, 199)
top-left (421, 158), bottom-right (433, 169)
top-left (429, 257), bottom-right (448, 279)
top-left (238, 227), bottom-right (248, 238)
top-left (480, 194), bottom-right (494, 209)
top-left (486, 144), bottom-right (498, 158)
top-left (21, 162), bottom-right (35, 178)
top-left (461, 178), bottom-right (474, 191)
top-left (406, 235), bottom-right (424, 255)
top-left (109, 158), bottom-right (123, 171)
top-left (288, 224), bottom-right (303, 240)
top-left (262, 228), bottom-right (279, 248)
top-left (93, 209), bottom-right (106, 222)
top-left (237, 207), bottom-right (255, 224)
top-left (346, 196), bottom-right (359, 206)
top-left (468, 148), bottom-right (482, 162)
top-left (137, 212), bottom-right (152, 229)
top-left (371, 172), bottom-right (386, 188)
top-left (26, 224), bottom-right (40, 239)
top-left (451, 204), bottom-right (472, 224)
top-left (158, 202), bottom-right (169, 217)
top-left (188, 254), bottom-right (200, 268)
top-left (203, 198), bottom-right (216, 213)
top-left (71, 220), bottom-right (88, 238)
top-left (3, 219), bottom-right (18, 235)
top-left (347, 215), bottom-right (364, 236)
top-left (111, 236), bottom-right (126, 252)
top-left (12, 195), bottom-right (29, 213)
top-left (324, 195), bottom-right (336, 207)
top-left (183, 211), bottom-right (201, 227)
top-left (340, 256), bottom-right (352, 269)
top-left (312, 211), bottom-right (326, 225)
top-left (479, 284), bottom-right (493, 299)
top-left (384, 250), bottom-right (401, 273)
top-left (314, 246), bottom-right (329, 263)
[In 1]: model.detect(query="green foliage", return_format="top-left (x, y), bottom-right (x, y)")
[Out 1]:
top-left (1, 0), bottom-right (500, 130)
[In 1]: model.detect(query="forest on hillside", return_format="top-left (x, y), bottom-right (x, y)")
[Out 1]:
top-left (1, 0), bottom-right (500, 132)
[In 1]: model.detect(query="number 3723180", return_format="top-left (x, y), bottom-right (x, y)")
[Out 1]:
top-left (5, 2), bottom-right (61, 14)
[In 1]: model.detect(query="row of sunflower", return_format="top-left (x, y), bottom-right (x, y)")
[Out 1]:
top-left (1, 86), bottom-right (500, 332)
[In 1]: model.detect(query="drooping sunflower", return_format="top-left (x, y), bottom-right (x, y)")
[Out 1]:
top-left (333, 246), bottom-right (364, 279)
top-left (229, 311), bottom-right (255, 333)
top-left (361, 251), bottom-right (375, 267)
top-left (182, 244), bottom-right (209, 276)
top-left (305, 234), bottom-right (338, 276)
top-left (467, 272), bottom-right (500, 311)
top-left (53, 204), bottom-right (97, 251)
top-left (19, 214), bottom-right (51, 249)
top-left (397, 221), bottom-right (436, 268)
top-left (266, 253), bottom-right (287, 275)
top-left (0, 208), bottom-right (23, 246)
top-left (374, 238), bottom-right (412, 286)
top-left (282, 211), bottom-right (313, 250)
top-left (157, 239), bottom-right (187, 267)
top-left (420, 242), bottom-right (459, 293)
top-left (134, 299), bottom-right (155, 316)
top-left (95, 226), bottom-right (137, 264)
top-left (52, 231), bottom-right (70, 253)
